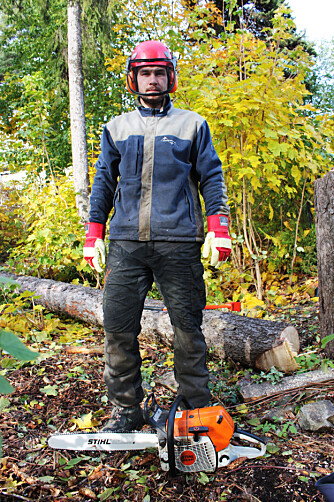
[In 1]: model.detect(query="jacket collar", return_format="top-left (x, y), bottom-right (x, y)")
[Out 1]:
top-left (136, 95), bottom-right (172, 117)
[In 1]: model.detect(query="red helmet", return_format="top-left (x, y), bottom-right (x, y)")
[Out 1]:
top-left (126, 40), bottom-right (178, 96)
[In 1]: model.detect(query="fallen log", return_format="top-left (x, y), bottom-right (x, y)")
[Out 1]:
top-left (0, 272), bottom-right (300, 372)
top-left (239, 368), bottom-right (334, 402)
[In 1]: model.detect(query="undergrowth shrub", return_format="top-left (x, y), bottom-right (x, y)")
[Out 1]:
top-left (0, 182), bottom-right (24, 263)
top-left (7, 174), bottom-right (95, 284)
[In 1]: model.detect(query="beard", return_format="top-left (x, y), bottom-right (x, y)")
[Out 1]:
top-left (140, 93), bottom-right (166, 109)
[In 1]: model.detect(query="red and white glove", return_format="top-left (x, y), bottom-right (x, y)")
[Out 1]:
top-left (83, 222), bottom-right (106, 273)
top-left (203, 215), bottom-right (231, 267)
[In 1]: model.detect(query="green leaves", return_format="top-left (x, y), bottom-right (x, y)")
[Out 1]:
top-left (0, 375), bottom-right (15, 395)
top-left (265, 443), bottom-right (280, 455)
top-left (99, 487), bottom-right (119, 501)
top-left (0, 329), bottom-right (39, 362)
top-left (197, 471), bottom-right (211, 485)
top-left (0, 277), bottom-right (18, 287)
top-left (0, 327), bottom-right (40, 396)
top-left (40, 385), bottom-right (58, 397)
top-left (0, 327), bottom-right (41, 455)
top-left (65, 455), bottom-right (91, 469)
top-left (321, 333), bottom-right (334, 348)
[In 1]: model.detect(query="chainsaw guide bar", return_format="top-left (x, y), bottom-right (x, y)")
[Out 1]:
top-left (48, 431), bottom-right (159, 451)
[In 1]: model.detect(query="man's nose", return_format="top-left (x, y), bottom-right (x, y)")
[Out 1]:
top-left (149, 73), bottom-right (158, 84)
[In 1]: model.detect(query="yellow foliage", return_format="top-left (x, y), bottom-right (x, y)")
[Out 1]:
top-left (1, 0), bottom-right (330, 299)
top-left (283, 221), bottom-right (293, 231)
top-left (71, 412), bottom-right (99, 430)
top-left (5, 318), bottom-right (30, 334)
top-left (174, 5), bottom-right (333, 294)
top-left (242, 294), bottom-right (265, 309)
top-left (235, 404), bottom-right (249, 414)
top-left (164, 356), bottom-right (174, 367)
top-left (274, 296), bottom-right (288, 306)
top-left (7, 174), bottom-right (85, 279)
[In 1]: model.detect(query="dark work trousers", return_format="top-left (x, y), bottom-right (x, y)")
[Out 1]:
top-left (103, 240), bottom-right (211, 409)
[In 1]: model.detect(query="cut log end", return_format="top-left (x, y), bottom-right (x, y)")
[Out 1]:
top-left (255, 326), bottom-right (299, 372)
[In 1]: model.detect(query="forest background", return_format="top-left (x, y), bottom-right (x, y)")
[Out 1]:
top-left (0, 0), bottom-right (333, 306)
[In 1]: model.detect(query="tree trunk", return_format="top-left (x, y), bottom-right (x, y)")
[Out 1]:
top-left (67, 0), bottom-right (90, 222)
top-left (0, 273), bottom-right (300, 373)
top-left (314, 170), bottom-right (334, 359)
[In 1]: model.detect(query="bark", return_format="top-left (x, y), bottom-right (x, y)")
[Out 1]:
top-left (67, 0), bottom-right (90, 222)
top-left (0, 273), bottom-right (300, 372)
top-left (314, 170), bottom-right (334, 359)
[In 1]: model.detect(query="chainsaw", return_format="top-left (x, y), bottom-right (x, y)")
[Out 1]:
top-left (48, 394), bottom-right (266, 476)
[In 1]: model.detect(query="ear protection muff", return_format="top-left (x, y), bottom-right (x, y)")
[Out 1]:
top-left (167, 66), bottom-right (178, 93)
top-left (126, 66), bottom-right (137, 94)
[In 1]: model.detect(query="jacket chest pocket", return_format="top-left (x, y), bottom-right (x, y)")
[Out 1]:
top-left (118, 137), bottom-right (142, 178)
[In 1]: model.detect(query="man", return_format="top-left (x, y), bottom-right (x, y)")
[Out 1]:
top-left (83, 40), bottom-right (231, 432)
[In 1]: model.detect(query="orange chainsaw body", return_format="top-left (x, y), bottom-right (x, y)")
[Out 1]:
top-left (172, 405), bottom-right (235, 452)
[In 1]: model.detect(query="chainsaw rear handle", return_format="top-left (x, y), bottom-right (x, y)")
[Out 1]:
top-left (167, 395), bottom-right (194, 477)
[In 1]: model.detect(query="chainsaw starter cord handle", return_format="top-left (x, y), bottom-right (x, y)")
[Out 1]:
top-left (167, 395), bottom-right (194, 476)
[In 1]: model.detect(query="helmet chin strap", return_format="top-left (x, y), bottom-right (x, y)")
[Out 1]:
top-left (136, 88), bottom-right (169, 98)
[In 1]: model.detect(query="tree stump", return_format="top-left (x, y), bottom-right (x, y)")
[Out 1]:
top-left (314, 170), bottom-right (334, 359)
top-left (0, 272), bottom-right (300, 372)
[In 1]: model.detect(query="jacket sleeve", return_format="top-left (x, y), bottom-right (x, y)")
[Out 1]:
top-left (89, 125), bottom-right (120, 224)
top-left (192, 120), bottom-right (229, 217)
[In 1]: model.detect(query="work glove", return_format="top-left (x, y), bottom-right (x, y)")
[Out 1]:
top-left (83, 222), bottom-right (106, 273)
top-left (203, 214), bottom-right (231, 267)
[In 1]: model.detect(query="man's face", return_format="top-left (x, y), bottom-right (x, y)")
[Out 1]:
top-left (137, 66), bottom-right (168, 107)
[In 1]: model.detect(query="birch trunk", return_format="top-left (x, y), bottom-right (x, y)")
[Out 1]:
top-left (67, 0), bottom-right (90, 222)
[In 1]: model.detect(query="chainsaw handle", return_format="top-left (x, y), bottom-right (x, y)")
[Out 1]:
top-left (167, 395), bottom-right (194, 476)
top-left (234, 427), bottom-right (267, 445)
top-left (143, 393), bottom-right (168, 439)
top-left (143, 393), bottom-right (158, 425)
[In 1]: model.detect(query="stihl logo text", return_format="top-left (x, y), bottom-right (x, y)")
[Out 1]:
top-left (88, 439), bottom-right (113, 445)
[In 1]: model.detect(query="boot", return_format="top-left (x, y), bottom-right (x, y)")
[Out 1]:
top-left (102, 404), bottom-right (144, 432)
